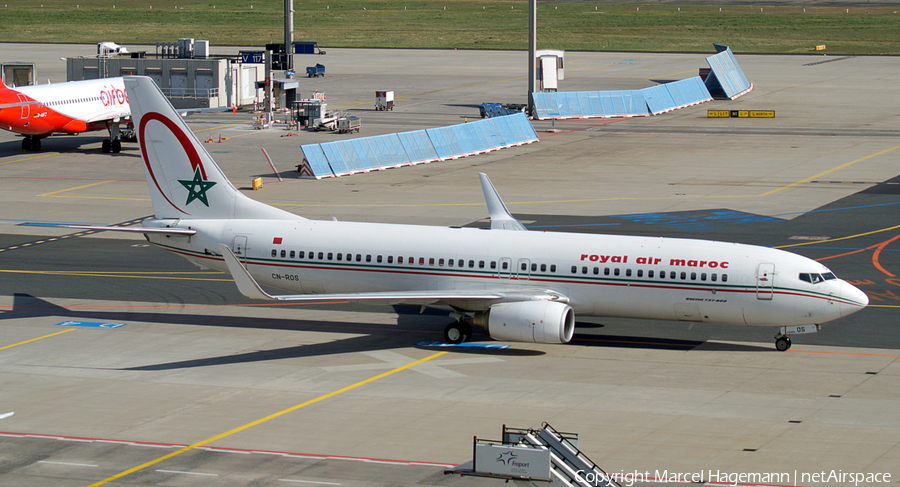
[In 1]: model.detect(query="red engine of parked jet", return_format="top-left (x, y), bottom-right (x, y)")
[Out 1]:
top-left (475, 301), bottom-right (575, 344)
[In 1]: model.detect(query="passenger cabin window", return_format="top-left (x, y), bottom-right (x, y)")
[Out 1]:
top-left (550, 265), bottom-right (556, 273)
top-left (648, 270), bottom-right (654, 278)
top-left (614, 268), bottom-right (620, 276)
top-left (582, 266), bottom-right (588, 274)
top-left (366, 255), bottom-right (372, 262)
top-left (429, 258), bottom-right (435, 265)
top-left (540, 264), bottom-right (546, 272)
top-left (356, 254), bottom-right (362, 262)
top-left (571, 266), bottom-right (577, 274)
top-left (290, 250), bottom-right (295, 258)
top-left (281, 250), bottom-right (286, 258)
top-left (299, 251), bottom-right (305, 259)
top-left (469, 260), bottom-right (475, 268)
top-left (271, 249), bottom-right (277, 257)
top-left (318, 252), bottom-right (324, 260)
top-left (479, 260), bottom-right (485, 269)
top-left (626, 269), bottom-right (632, 277)
top-left (502, 261), bottom-right (509, 270)
top-left (491, 261), bottom-right (497, 269)
top-left (593, 267), bottom-right (599, 275)
top-left (337, 253), bottom-right (342, 261)
top-left (327, 253), bottom-right (333, 260)
top-left (387, 256), bottom-right (394, 264)
top-left (439, 258), bottom-right (445, 266)
top-left (722, 274), bottom-right (728, 282)
top-left (449, 259), bottom-right (455, 267)
top-left (377, 255), bottom-right (382, 263)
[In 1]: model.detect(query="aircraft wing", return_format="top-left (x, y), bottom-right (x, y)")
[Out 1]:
top-left (218, 244), bottom-right (568, 306)
top-left (83, 113), bottom-right (131, 124)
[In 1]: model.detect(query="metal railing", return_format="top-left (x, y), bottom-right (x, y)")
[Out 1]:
top-left (160, 87), bottom-right (219, 99)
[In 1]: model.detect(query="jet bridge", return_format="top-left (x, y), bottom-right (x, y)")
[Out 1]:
top-left (446, 422), bottom-right (621, 487)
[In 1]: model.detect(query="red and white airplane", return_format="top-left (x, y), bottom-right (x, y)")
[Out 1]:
top-left (0, 77), bottom-right (131, 153)
top-left (60, 76), bottom-right (869, 351)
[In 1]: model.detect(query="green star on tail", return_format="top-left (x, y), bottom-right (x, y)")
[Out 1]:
top-left (178, 168), bottom-right (216, 207)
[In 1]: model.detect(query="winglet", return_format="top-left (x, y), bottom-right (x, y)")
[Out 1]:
top-left (478, 173), bottom-right (527, 231)
top-left (218, 244), bottom-right (277, 301)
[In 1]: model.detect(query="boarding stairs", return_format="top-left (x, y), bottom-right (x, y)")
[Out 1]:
top-left (503, 423), bottom-right (620, 487)
top-left (446, 422), bottom-right (620, 487)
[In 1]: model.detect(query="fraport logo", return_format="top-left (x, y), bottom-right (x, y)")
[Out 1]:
top-left (496, 451), bottom-right (517, 465)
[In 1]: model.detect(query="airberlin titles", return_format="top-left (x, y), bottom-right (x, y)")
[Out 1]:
top-left (99, 83), bottom-right (128, 107)
top-left (580, 254), bottom-right (730, 269)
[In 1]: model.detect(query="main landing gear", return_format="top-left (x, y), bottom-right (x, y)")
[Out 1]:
top-left (444, 320), bottom-right (473, 344)
top-left (101, 139), bottom-right (122, 153)
top-left (21, 135), bottom-right (41, 151)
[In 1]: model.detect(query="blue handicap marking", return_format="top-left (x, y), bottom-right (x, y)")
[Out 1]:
top-left (56, 321), bottom-right (127, 329)
top-left (415, 341), bottom-right (510, 350)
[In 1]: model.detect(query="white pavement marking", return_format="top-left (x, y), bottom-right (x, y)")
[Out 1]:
top-left (38, 461), bottom-right (98, 467)
top-left (278, 479), bottom-right (342, 485)
top-left (156, 469), bottom-right (219, 476)
top-left (0, 412), bottom-right (13, 419)
top-left (320, 350), bottom-right (503, 378)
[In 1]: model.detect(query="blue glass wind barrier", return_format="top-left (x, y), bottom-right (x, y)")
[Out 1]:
top-left (299, 112), bottom-right (538, 179)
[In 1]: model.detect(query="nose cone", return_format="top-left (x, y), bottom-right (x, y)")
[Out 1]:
top-left (839, 281), bottom-right (869, 317)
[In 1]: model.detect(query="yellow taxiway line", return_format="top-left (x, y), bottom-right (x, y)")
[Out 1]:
top-left (0, 329), bottom-right (74, 351)
top-left (85, 350), bottom-right (448, 487)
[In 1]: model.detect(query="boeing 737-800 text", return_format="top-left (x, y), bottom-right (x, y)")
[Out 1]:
top-left (58, 76), bottom-right (868, 351)
top-left (0, 77), bottom-right (130, 152)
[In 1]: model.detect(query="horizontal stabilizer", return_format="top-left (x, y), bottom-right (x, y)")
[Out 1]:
top-left (20, 222), bottom-right (196, 235)
top-left (0, 100), bottom-right (39, 109)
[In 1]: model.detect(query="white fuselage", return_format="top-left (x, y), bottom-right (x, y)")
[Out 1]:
top-left (145, 218), bottom-right (868, 328)
top-left (1, 77), bottom-right (129, 136)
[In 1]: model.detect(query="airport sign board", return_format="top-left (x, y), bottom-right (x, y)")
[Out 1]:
top-left (241, 51), bottom-right (264, 64)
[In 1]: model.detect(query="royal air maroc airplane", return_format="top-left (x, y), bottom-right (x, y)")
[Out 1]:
top-left (55, 76), bottom-right (869, 351)
top-left (0, 77), bottom-right (131, 153)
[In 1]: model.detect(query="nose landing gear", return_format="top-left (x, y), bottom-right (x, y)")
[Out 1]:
top-left (775, 335), bottom-right (792, 351)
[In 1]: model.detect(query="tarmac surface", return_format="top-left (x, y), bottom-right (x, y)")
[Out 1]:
top-left (1, 44), bottom-right (899, 486)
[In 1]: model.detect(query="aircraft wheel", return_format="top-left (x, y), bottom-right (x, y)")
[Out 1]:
top-left (444, 321), bottom-right (471, 344)
top-left (775, 336), bottom-right (791, 351)
top-left (32, 138), bottom-right (41, 151)
top-left (102, 139), bottom-right (111, 153)
top-left (111, 139), bottom-right (122, 153)
top-left (22, 137), bottom-right (31, 151)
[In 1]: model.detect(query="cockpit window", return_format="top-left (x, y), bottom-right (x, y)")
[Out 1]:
top-left (800, 272), bottom-right (832, 284)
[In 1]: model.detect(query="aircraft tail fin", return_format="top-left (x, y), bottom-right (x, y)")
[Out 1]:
top-left (123, 76), bottom-right (299, 221)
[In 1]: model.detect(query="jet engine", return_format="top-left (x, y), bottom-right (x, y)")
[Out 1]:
top-left (474, 300), bottom-right (575, 344)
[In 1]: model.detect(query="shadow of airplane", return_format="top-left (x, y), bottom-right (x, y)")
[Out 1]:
top-left (6, 294), bottom-right (765, 372)
top-left (5, 294), bottom-right (546, 369)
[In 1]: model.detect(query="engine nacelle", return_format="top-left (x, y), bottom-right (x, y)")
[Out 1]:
top-left (474, 300), bottom-right (575, 344)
